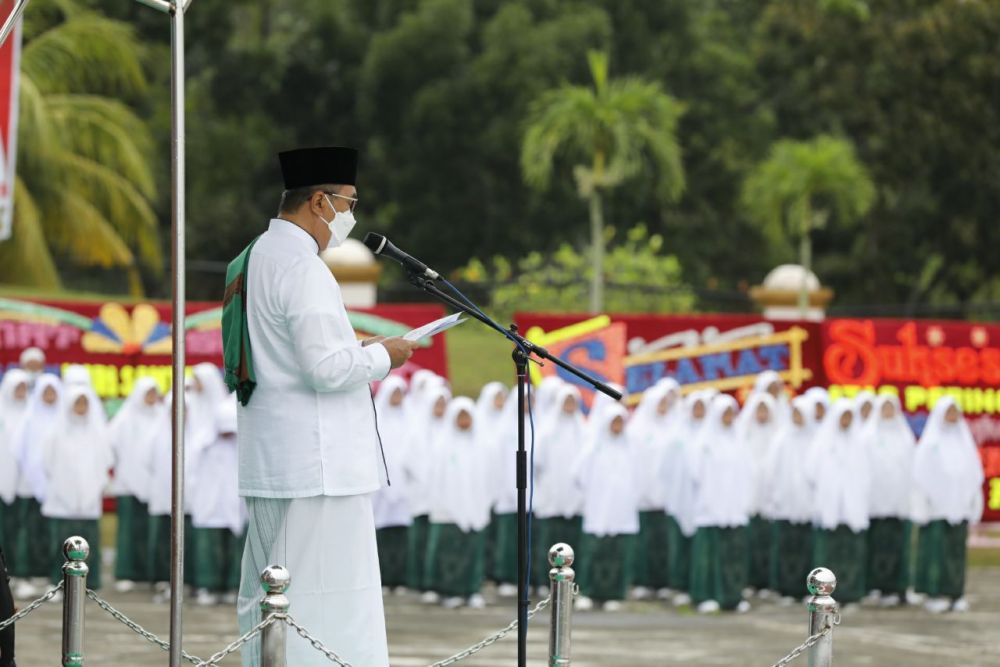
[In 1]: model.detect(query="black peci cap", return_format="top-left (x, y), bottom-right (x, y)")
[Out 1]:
top-left (278, 146), bottom-right (359, 189)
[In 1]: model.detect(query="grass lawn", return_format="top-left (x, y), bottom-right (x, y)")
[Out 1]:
top-left (445, 321), bottom-right (519, 398)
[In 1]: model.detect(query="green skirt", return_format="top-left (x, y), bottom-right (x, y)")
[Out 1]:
top-left (115, 496), bottom-right (151, 582)
top-left (866, 518), bottom-right (910, 596)
top-left (634, 511), bottom-right (671, 589)
top-left (577, 533), bottom-right (636, 602)
top-left (377, 526), bottom-right (410, 588)
top-left (531, 516), bottom-right (582, 588)
top-left (666, 515), bottom-right (692, 592)
top-left (914, 520), bottom-right (967, 601)
top-left (491, 512), bottom-right (518, 585)
top-left (689, 526), bottom-right (749, 610)
top-left (147, 514), bottom-right (172, 583)
top-left (192, 527), bottom-right (245, 592)
top-left (424, 523), bottom-right (486, 597)
top-left (406, 515), bottom-right (430, 591)
top-left (0, 500), bottom-right (17, 562)
top-left (748, 515), bottom-right (772, 590)
top-left (812, 526), bottom-right (867, 603)
top-left (769, 520), bottom-right (813, 598)
top-left (13, 498), bottom-right (51, 578)
top-left (48, 518), bottom-right (102, 590)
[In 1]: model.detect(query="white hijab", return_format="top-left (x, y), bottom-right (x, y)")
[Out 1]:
top-left (190, 399), bottom-right (246, 534)
top-left (493, 386), bottom-right (534, 514)
top-left (577, 403), bottom-right (639, 537)
top-left (666, 389), bottom-right (718, 536)
top-left (809, 399), bottom-right (870, 532)
top-left (41, 386), bottom-right (113, 520)
top-left (628, 378), bottom-right (681, 511)
top-left (109, 378), bottom-right (163, 501)
top-left (754, 370), bottom-right (790, 420)
top-left (854, 390), bottom-right (876, 427)
top-left (912, 397), bottom-right (984, 525)
top-left (474, 381), bottom-right (507, 457)
top-left (402, 383), bottom-right (451, 516)
top-left (0, 370), bottom-right (30, 504)
top-left (372, 375), bottom-right (412, 528)
top-left (189, 363), bottom-right (229, 451)
top-left (766, 396), bottom-right (815, 523)
top-left (14, 374), bottom-right (64, 501)
top-left (690, 394), bottom-right (753, 528)
top-left (427, 398), bottom-right (492, 532)
top-left (535, 384), bottom-right (586, 520)
top-left (737, 392), bottom-right (780, 517)
top-left (864, 394), bottom-right (915, 519)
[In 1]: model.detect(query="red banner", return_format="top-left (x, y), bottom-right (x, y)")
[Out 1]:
top-left (0, 296), bottom-right (449, 398)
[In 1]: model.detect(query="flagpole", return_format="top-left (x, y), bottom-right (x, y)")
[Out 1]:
top-left (0, 0), bottom-right (29, 47)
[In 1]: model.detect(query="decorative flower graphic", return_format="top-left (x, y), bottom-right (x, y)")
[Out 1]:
top-left (82, 303), bottom-right (172, 355)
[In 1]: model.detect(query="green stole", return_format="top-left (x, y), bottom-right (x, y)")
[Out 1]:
top-left (222, 237), bottom-right (260, 405)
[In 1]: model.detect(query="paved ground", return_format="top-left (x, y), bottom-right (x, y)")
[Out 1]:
top-left (10, 565), bottom-right (1000, 666)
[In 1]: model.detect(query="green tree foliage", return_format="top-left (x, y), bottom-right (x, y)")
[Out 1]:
top-left (521, 50), bottom-right (685, 313)
top-left (0, 0), bottom-right (159, 295)
top-left (456, 225), bottom-right (694, 322)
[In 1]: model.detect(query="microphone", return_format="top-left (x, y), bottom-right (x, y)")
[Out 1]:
top-left (363, 232), bottom-right (440, 281)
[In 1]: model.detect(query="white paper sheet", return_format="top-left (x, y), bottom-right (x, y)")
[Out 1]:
top-left (403, 312), bottom-right (466, 342)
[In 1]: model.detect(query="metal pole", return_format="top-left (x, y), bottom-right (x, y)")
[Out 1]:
top-left (512, 338), bottom-right (529, 667)
top-left (167, 1), bottom-right (187, 666)
top-left (0, 0), bottom-right (30, 48)
top-left (260, 566), bottom-right (291, 667)
top-left (61, 537), bottom-right (89, 667)
top-left (806, 567), bottom-right (838, 667)
top-left (547, 543), bottom-right (575, 667)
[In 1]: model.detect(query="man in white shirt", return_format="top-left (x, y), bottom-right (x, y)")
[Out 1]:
top-left (234, 146), bottom-right (416, 667)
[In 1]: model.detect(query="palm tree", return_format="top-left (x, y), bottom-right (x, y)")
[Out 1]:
top-left (0, 0), bottom-right (161, 295)
top-left (521, 50), bottom-right (685, 314)
top-left (741, 135), bottom-right (875, 315)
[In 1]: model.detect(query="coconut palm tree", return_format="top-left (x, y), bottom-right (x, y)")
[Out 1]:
top-left (741, 135), bottom-right (875, 315)
top-left (521, 50), bottom-right (685, 314)
top-left (0, 0), bottom-right (160, 295)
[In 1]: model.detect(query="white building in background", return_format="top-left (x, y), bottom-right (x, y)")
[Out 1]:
top-left (321, 239), bottom-right (382, 308)
top-left (749, 264), bottom-right (834, 322)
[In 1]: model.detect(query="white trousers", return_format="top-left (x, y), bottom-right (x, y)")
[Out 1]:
top-left (238, 494), bottom-right (389, 667)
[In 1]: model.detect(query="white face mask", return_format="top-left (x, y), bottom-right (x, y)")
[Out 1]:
top-left (321, 195), bottom-right (357, 249)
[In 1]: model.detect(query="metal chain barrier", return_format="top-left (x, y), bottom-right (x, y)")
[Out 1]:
top-left (85, 589), bottom-right (204, 665)
top-left (768, 613), bottom-right (841, 667)
top-left (283, 615), bottom-right (356, 666)
top-left (193, 615), bottom-right (280, 667)
top-left (0, 581), bottom-right (63, 632)
top-left (426, 596), bottom-right (552, 667)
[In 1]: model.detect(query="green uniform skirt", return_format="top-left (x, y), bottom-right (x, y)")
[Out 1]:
top-left (147, 514), bottom-right (172, 583)
top-left (491, 512), bottom-right (518, 585)
top-left (812, 526), bottom-right (867, 603)
top-left (577, 533), bottom-right (636, 602)
top-left (914, 520), bottom-right (967, 601)
top-left (192, 527), bottom-right (245, 592)
top-left (689, 526), bottom-right (749, 610)
top-left (13, 498), bottom-right (51, 578)
top-left (748, 515), bottom-right (772, 590)
top-left (531, 516), bottom-right (582, 588)
top-left (48, 518), bottom-right (102, 590)
top-left (114, 496), bottom-right (151, 583)
top-left (0, 500), bottom-right (17, 561)
top-left (866, 518), bottom-right (910, 596)
top-left (634, 511), bottom-right (671, 589)
top-left (376, 526), bottom-right (410, 588)
top-left (666, 515), bottom-right (692, 592)
top-left (769, 520), bottom-right (813, 598)
top-left (424, 523), bottom-right (486, 597)
top-left (407, 515), bottom-right (431, 590)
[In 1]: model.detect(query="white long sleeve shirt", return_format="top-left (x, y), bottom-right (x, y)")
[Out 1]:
top-left (237, 219), bottom-right (391, 498)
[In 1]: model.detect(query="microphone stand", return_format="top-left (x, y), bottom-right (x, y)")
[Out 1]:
top-left (404, 271), bottom-right (621, 667)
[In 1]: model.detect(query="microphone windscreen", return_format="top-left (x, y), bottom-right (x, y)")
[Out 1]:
top-left (362, 232), bottom-right (386, 253)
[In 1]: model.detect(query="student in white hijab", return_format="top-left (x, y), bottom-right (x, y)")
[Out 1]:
top-left (753, 371), bottom-right (789, 416)
top-left (423, 398), bottom-right (491, 609)
top-left (109, 378), bottom-right (163, 591)
top-left (41, 386), bottom-right (113, 589)
top-left (627, 378), bottom-right (680, 600)
top-left (11, 374), bottom-right (63, 593)
top-left (18, 348), bottom-right (46, 388)
top-left (402, 383), bottom-right (451, 599)
top-left (766, 396), bottom-right (816, 601)
top-left (912, 397), bottom-right (984, 613)
top-left (490, 386), bottom-right (533, 597)
top-left (473, 382), bottom-right (507, 589)
top-left (62, 365), bottom-right (107, 427)
top-left (0, 371), bottom-right (30, 559)
top-left (191, 399), bottom-right (246, 606)
top-left (689, 394), bottom-right (753, 613)
top-left (809, 399), bottom-right (870, 603)
top-left (663, 389), bottom-right (716, 605)
top-left (737, 392), bottom-right (780, 596)
top-left (371, 375), bottom-right (412, 592)
top-left (863, 394), bottom-right (915, 606)
top-left (532, 384), bottom-right (587, 594)
top-left (854, 390), bottom-right (876, 426)
top-left (574, 403), bottom-right (639, 612)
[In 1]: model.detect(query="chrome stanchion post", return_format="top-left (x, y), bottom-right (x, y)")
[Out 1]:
top-left (548, 543), bottom-right (575, 667)
top-left (806, 567), bottom-right (838, 667)
top-left (61, 536), bottom-right (89, 667)
top-left (260, 565), bottom-right (291, 667)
